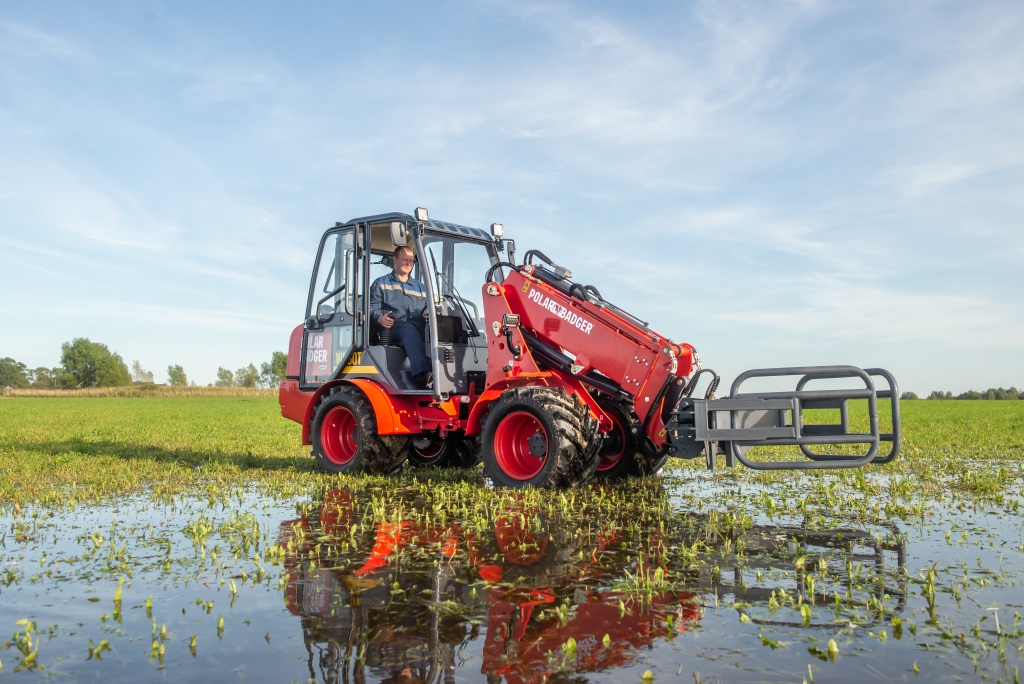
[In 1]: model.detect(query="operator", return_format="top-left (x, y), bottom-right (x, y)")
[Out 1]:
top-left (369, 245), bottom-right (432, 388)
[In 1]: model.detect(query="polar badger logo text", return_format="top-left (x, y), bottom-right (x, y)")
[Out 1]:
top-left (527, 289), bottom-right (595, 334)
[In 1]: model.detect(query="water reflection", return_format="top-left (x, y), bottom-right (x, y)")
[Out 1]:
top-left (278, 486), bottom-right (905, 683)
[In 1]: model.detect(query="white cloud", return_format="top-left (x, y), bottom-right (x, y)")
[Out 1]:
top-left (0, 19), bottom-right (91, 63)
top-left (183, 61), bottom-right (289, 103)
top-left (1, 1), bottom-right (1022, 389)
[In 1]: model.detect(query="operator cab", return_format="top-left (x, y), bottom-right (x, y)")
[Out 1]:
top-left (300, 211), bottom-right (500, 397)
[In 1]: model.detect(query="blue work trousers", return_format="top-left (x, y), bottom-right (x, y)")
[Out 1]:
top-left (392, 322), bottom-right (431, 378)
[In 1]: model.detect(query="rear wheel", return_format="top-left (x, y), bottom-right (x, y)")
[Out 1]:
top-left (482, 386), bottom-right (599, 489)
top-left (407, 433), bottom-right (480, 469)
top-left (311, 386), bottom-right (408, 474)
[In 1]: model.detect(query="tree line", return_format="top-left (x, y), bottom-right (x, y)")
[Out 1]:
top-left (901, 388), bottom-right (1024, 400)
top-left (1, 338), bottom-right (287, 390)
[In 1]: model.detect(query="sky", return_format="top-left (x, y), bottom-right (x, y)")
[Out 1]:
top-left (1, 0), bottom-right (1022, 395)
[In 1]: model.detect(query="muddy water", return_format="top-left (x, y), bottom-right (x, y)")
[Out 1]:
top-left (2, 474), bottom-right (1022, 683)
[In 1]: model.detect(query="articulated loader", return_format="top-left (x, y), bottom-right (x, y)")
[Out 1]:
top-left (279, 208), bottom-right (900, 488)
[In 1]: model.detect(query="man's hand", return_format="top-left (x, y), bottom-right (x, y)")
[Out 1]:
top-left (378, 311), bottom-right (395, 328)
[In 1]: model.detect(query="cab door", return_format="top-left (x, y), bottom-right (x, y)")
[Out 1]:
top-left (301, 226), bottom-right (359, 386)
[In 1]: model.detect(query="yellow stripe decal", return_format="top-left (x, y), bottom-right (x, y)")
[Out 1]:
top-left (341, 365), bottom-right (379, 374)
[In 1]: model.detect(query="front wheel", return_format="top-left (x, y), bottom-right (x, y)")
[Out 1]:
top-left (481, 386), bottom-right (599, 489)
top-left (310, 386), bottom-right (408, 474)
top-left (594, 398), bottom-right (669, 480)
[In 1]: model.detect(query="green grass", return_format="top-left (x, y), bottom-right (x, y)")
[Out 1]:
top-left (0, 396), bottom-right (1021, 508)
top-left (706, 399), bottom-right (1024, 503)
top-left (0, 396), bottom-right (313, 506)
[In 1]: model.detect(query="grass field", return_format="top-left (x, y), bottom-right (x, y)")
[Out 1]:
top-left (0, 396), bottom-right (312, 506)
top-left (1, 395), bottom-right (1021, 507)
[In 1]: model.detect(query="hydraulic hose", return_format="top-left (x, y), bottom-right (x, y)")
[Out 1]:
top-left (485, 261), bottom-right (519, 283)
top-left (522, 249), bottom-right (555, 268)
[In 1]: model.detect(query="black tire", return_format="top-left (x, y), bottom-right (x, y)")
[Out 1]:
top-left (632, 439), bottom-right (671, 477)
top-left (593, 398), bottom-right (639, 481)
top-left (594, 398), bottom-right (670, 480)
top-left (481, 386), bottom-right (599, 489)
top-left (310, 386), bottom-right (409, 474)
top-left (406, 432), bottom-right (480, 469)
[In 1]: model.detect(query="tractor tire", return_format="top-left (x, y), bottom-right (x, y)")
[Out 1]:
top-left (407, 433), bottom-right (480, 469)
top-left (310, 386), bottom-right (409, 475)
top-left (594, 399), bottom-right (639, 481)
top-left (481, 386), bottom-right (600, 489)
top-left (631, 440), bottom-right (671, 477)
top-left (594, 398), bottom-right (670, 480)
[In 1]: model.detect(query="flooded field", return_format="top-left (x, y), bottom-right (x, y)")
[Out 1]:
top-left (2, 397), bottom-right (1022, 682)
top-left (3, 467), bottom-right (1022, 683)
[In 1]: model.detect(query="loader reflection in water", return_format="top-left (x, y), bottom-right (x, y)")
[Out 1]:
top-left (278, 486), bottom-right (906, 683)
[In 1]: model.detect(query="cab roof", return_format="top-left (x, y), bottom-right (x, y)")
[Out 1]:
top-left (339, 212), bottom-right (492, 243)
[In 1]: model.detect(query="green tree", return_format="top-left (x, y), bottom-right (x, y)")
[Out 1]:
top-left (60, 338), bottom-right (132, 388)
top-left (927, 390), bottom-right (953, 400)
top-left (29, 367), bottom-right (52, 389)
top-left (33, 366), bottom-right (74, 389)
top-left (215, 367), bottom-right (234, 387)
top-left (131, 359), bottom-right (154, 384)
top-left (52, 367), bottom-right (76, 389)
top-left (259, 351), bottom-right (288, 388)
top-left (900, 391), bottom-right (918, 400)
top-left (0, 357), bottom-right (30, 389)
top-left (167, 365), bottom-right (188, 387)
top-left (235, 363), bottom-right (259, 388)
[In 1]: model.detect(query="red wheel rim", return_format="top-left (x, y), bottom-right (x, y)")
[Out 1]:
top-left (493, 411), bottom-right (547, 480)
top-left (321, 406), bottom-right (357, 465)
top-left (597, 411), bottom-right (627, 472)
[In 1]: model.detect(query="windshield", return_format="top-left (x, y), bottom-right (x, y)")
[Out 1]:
top-left (420, 236), bottom-right (496, 337)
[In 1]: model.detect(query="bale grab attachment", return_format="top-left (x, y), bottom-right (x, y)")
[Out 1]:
top-left (666, 366), bottom-right (901, 470)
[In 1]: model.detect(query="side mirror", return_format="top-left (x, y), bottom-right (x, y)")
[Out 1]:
top-left (390, 221), bottom-right (408, 247)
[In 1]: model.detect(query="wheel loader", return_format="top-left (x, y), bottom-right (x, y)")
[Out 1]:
top-left (278, 208), bottom-right (900, 488)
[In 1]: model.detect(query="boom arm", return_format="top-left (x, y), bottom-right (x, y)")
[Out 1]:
top-left (481, 262), bottom-right (695, 446)
top-left (482, 257), bottom-right (900, 470)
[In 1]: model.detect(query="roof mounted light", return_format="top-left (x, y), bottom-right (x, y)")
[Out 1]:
top-left (414, 207), bottom-right (429, 222)
top-left (490, 222), bottom-right (504, 238)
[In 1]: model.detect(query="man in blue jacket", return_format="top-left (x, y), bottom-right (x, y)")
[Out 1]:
top-left (369, 245), bottom-right (432, 387)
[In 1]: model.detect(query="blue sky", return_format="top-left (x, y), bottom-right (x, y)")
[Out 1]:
top-left (2, 0), bottom-right (1022, 394)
